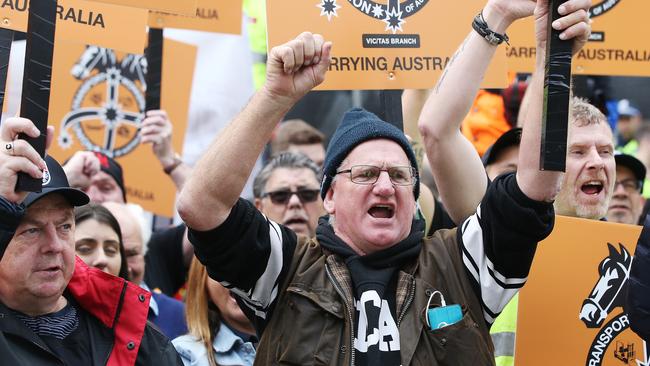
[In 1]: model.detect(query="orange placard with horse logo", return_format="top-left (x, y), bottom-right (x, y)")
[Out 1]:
top-left (516, 216), bottom-right (647, 366)
top-left (266, 0), bottom-right (508, 90)
top-left (45, 38), bottom-right (196, 216)
top-left (506, 0), bottom-right (650, 76)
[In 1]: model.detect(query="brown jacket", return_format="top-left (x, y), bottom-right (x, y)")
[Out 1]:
top-left (254, 228), bottom-right (494, 366)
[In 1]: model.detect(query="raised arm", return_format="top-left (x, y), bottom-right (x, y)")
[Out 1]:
top-left (177, 33), bottom-right (332, 231)
top-left (140, 109), bottom-right (192, 191)
top-left (418, 0), bottom-right (535, 224)
top-left (516, 0), bottom-right (590, 201)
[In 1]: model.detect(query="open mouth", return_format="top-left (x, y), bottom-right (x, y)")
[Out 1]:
top-left (284, 217), bottom-right (307, 226)
top-left (609, 204), bottom-right (630, 210)
top-left (38, 266), bottom-right (61, 274)
top-left (581, 181), bottom-right (604, 195)
top-left (368, 205), bottom-right (394, 219)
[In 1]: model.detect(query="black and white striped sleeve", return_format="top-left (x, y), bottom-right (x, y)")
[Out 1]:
top-left (459, 173), bottom-right (554, 325)
top-left (187, 198), bottom-right (297, 331)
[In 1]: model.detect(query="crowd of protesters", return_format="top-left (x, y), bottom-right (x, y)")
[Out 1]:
top-left (0, 0), bottom-right (648, 365)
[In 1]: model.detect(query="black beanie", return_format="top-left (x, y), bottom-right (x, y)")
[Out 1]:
top-left (320, 108), bottom-right (420, 199)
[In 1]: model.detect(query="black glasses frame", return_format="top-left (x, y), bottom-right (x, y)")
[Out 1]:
top-left (335, 165), bottom-right (415, 186)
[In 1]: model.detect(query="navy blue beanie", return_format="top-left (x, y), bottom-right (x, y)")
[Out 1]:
top-left (320, 108), bottom-right (420, 199)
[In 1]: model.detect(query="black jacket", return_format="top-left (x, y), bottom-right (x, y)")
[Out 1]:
top-left (0, 302), bottom-right (181, 365)
top-left (627, 214), bottom-right (650, 341)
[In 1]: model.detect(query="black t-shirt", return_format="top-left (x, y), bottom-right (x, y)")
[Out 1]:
top-left (13, 302), bottom-right (92, 365)
top-left (145, 223), bottom-right (187, 296)
top-left (428, 198), bottom-right (456, 235)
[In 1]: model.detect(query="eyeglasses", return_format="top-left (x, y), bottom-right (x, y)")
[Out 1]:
top-left (336, 165), bottom-right (415, 185)
top-left (262, 189), bottom-right (320, 205)
top-left (614, 179), bottom-right (641, 193)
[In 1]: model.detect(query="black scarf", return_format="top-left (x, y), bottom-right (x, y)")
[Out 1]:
top-left (316, 216), bottom-right (424, 366)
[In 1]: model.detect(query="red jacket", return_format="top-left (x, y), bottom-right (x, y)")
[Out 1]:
top-left (68, 257), bottom-right (152, 366)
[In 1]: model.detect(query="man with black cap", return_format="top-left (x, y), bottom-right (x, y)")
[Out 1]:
top-left (64, 150), bottom-right (127, 203)
top-left (607, 153), bottom-right (646, 225)
top-left (178, 1), bottom-right (590, 365)
top-left (616, 99), bottom-right (643, 154)
top-left (0, 118), bottom-right (181, 365)
top-left (483, 128), bottom-right (522, 181)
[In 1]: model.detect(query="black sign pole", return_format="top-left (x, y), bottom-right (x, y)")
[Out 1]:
top-left (540, 0), bottom-right (573, 171)
top-left (0, 28), bottom-right (14, 120)
top-left (145, 28), bottom-right (163, 111)
top-left (144, 27), bottom-right (164, 229)
top-left (16, 0), bottom-right (58, 192)
top-left (379, 89), bottom-right (404, 131)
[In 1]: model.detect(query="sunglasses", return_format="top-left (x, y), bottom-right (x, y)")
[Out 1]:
top-left (262, 189), bottom-right (320, 205)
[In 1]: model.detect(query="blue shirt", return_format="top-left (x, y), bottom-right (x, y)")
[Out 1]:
top-left (173, 324), bottom-right (256, 366)
top-left (141, 283), bottom-right (188, 340)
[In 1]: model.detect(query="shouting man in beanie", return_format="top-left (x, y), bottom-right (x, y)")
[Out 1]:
top-left (178, 1), bottom-right (590, 364)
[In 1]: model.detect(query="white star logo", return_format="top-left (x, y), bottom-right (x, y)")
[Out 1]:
top-left (371, 4), bottom-right (384, 18)
top-left (383, 7), bottom-right (405, 34)
top-left (317, 0), bottom-right (342, 21)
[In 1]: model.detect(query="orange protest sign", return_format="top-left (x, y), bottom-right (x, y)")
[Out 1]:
top-left (506, 0), bottom-right (650, 76)
top-left (47, 38), bottom-right (196, 216)
top-left (149, 0), bottom-right (242, 35)
top-left (267, 0), bottom-right (507, 90)
top-left (516, 216), bottom-right (646, 366)
top-left (90, 0), bottom-right (198, 16)
top-left (0, 0), bottom-right (148, 54)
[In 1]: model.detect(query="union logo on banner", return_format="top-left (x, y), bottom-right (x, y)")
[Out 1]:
top-left (316, 0), bottom-right (430, 34)
top-left (47, 39), bottom-right (196, 216)
top-left (267, 0), bottom-right (508, 90)
top-left (58, 46), bottom-right (147, 158)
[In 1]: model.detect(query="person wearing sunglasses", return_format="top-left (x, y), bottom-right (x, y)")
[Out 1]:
top-left (607, 153), bottom-right (646, 225)
top-left (178, 2), bottom-right (591, 363)
top-left (253, 152), bottom-right (324, 237)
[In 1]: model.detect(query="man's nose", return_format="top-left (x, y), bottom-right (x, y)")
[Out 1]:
top-left (586, 148), bottom-right (605, 169)
top-left (42, 224), bottom-right (66, 253)
top-left (92, 251), bottom-right (109, 271)
top-left (373, 171), bottom-right (395, 196)
top-left (613, 182), bottom-right (629, 197)
top-left (287, 192), bottom-right (303, 208)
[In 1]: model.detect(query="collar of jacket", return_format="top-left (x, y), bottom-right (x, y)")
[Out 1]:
top-left (67, 256), bottom-right (151, 366)
top-left (213, 323), bottom-right (249, 354)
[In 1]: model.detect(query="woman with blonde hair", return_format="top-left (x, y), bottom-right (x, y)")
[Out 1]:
top-left (173, 257), bottom-right (256, 366)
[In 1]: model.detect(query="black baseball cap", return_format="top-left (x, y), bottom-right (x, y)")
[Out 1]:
top-left (615, 152), bottom-right (646, 191)
top-left (22, 155), bottom-right (90, 207)
top-left (482, 128), bottom-right (522, 167)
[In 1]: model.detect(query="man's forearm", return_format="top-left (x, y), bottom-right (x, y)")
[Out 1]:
top-left (516, 56), bottom-right (563, 202)
top-left (418, 4), bottom-right (513, 223)
top-left (178, 90), bottom-right (293, 231)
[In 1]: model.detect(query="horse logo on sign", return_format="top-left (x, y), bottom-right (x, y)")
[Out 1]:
top-left (58, 46), bottom-right (147, 158)
top-left (579, 243), bottom-right (648, 366)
